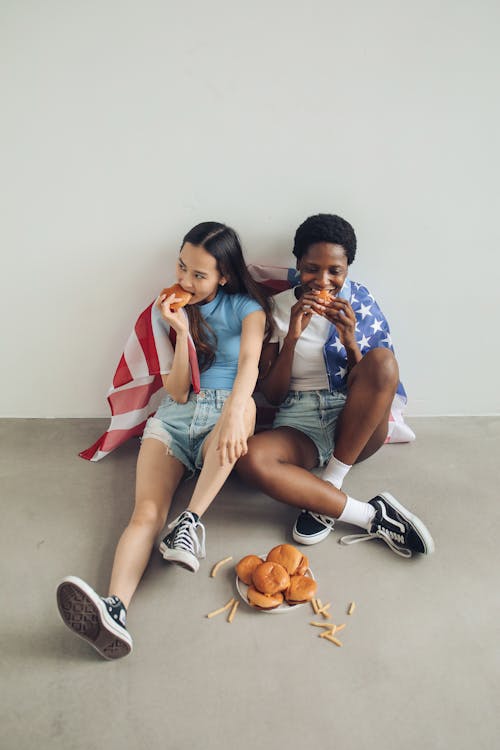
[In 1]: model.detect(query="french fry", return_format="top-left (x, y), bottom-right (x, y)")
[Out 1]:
top-left (335, 623), bottom-right (346, 633)
top-left (310, 621), bottom-right (333, 629)
top-left (319, 627), bottom-right (335, 638)
top-left (227, 600), bottom-right (239, 623)
top-left (317, 602), bottom-right (331, 617)
top-left (311, 598), bottom-right (319, 614)
top-left (324, 634), bottom-right (343, 647)
top-left (206, 597), bottom-right (235, 619)
top-left (347, 601), bottom-right (356, 615)
top-left (210, 556), bottom-right (233, 578)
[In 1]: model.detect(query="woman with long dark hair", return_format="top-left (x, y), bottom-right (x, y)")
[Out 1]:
top-left (57, 221), bottom-right (273, 660)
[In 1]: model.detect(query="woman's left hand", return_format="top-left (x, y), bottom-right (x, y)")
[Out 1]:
top-left (320, 297), bottom-right (358, 350)
top-left (216, 409), bottom-right (249, 466)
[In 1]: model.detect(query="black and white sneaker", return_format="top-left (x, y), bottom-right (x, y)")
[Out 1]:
top-left (339, 492), bottom-right (435, 558)
top-left (56, 576), bottom-right (133, 660)
top-left (292, 510), bottom-right (335, 545)
top-left (159, 511), bottom-right (206, 573)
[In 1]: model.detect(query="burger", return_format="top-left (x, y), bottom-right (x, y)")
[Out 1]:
top-left (284, 574), bottom-right (318, 605)
top-left (160, 283), bottom-right (193, 311)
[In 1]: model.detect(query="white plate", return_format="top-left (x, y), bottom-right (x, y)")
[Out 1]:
top-left (235, 556), bottom-right (316, 615)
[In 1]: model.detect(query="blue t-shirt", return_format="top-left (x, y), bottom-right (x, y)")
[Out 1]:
top-left (198, 289), bottom-right (262, 389)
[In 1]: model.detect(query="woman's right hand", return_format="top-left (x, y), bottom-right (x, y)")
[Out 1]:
top-left (157, 292), bottom-right (190, 336)
top-left (285, 292), bottom-right (323, 342)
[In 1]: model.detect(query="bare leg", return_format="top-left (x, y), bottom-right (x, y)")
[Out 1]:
top-left (187, 398), bottom-right (256, 517)
top-left (333, 348), bottom-right (399, 464)
top-left (236, 427), bottom-right (348, 517)
top-left (108, 438), bottom-right (185, 608)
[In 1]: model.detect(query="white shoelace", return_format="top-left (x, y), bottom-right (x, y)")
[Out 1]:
top-left (339, 525), bottom-right (412, 558)
top-left (168, 513), bottom-right (206, 558)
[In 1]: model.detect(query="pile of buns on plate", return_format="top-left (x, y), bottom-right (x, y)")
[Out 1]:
top-left (236, 543), bottom-right (318, 609)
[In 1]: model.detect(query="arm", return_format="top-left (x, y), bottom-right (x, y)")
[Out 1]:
top-left (157, 292), bottom-right (192, 403)
top-left (258, 340), bottom-right (294, 405)
top-left (320, 296), bottom-right (362, 371)
top-left (216, 309), bottom-right (266, 464)
top-left (258, 291), bottom-right (318, 405)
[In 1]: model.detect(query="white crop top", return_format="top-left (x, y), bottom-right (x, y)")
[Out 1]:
top-left (270, 288), bottom-right (331, 390)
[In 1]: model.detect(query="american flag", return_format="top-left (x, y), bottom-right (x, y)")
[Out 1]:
top-left (80, 265), bottom-right (414, 461)
top-left (327, 279), bottom-right (414, 444)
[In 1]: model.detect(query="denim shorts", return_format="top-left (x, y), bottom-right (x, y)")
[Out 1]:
top-left (272, 389), bottom-right (347, 467)
top-left (142, 389), bottom-right (231, 473)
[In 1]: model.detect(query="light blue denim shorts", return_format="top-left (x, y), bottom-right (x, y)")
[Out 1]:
top-left (142, 389), bottom-right (231, 473)
top-left (272, 389), bottom-right (347, 467)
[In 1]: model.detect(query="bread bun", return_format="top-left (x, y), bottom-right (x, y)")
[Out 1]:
top-left (235, 555), bottom-right (264, 586)
top-left (252, 561), bottom-right (290, 595)
top-left (160, 283), bottom-right (193, 311)
top-left (266, 544), bottom-right (303, 575)
top-left (284, 574), bottom-right (317, 605)
top-left (296, 554), bottom-right (309, 576)
top-left (247, 586), bottom-right (284, 610)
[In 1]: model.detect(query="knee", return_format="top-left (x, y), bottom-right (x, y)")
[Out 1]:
top-left (358, 348), bottom-right (399, 391)
top-left (236, 438), bottom-right (272, 484)
top-left (129, 501), bottom-right (167, 535)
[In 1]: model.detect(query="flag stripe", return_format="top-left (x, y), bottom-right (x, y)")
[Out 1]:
top-left (113, 353), bottom-right (133, 388)
top-left (99, 423), bottom-right (147, 453)
top-left (107, 390), bottom-right (164, 430)
top-left (136, 303), bottom-right (160, 374)
top-left (107, 378), bottom-right (162, 416)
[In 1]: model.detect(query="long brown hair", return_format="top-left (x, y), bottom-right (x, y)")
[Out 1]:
top-left (181, 222), bottom-right (274, 371)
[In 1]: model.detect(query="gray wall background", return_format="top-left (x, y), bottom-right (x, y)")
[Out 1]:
top-left (1, 0), bottom-right (499, 417)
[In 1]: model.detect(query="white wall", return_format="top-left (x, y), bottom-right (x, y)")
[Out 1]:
top-left (2, 0), bottom-right (499, 417)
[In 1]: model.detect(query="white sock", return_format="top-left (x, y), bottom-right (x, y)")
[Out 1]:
top-left (338, 496), bottom-right (376, 530)
top-left (322, 455), bottom-right (352, 490)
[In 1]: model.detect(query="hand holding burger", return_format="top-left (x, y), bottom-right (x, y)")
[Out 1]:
top-left (159, 283), bottom-right (193, 312)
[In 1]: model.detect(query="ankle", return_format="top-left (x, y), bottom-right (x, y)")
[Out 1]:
top-left (102, 595), bottom-right (128, 627)
top-left (338, 496), bottom-right (376, 530)
top-left (322, 455), bottom-right (352, 490)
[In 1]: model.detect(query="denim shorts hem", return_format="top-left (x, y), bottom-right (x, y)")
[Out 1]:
top-left (141, 418), bottom-right (196, 474)
top-left (272, 389), bottom-right (346, 467)
top-left (141, 389), bottom-right (231, 475)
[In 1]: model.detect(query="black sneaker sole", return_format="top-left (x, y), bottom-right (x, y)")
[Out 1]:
top-left (56, 576), bottom-right (133, 660)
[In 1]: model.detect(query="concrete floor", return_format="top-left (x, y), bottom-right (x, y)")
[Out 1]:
top-left (1, 417), bottom-right (498, 750)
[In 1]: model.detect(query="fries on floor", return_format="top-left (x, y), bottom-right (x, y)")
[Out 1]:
top-left (210, 556), bottom-right (233, 578)
top-left (206, 597), bottom-right (235, 618)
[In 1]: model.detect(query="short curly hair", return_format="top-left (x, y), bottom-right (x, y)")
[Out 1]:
top-left (293, 214), bottom-right (357, 265)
